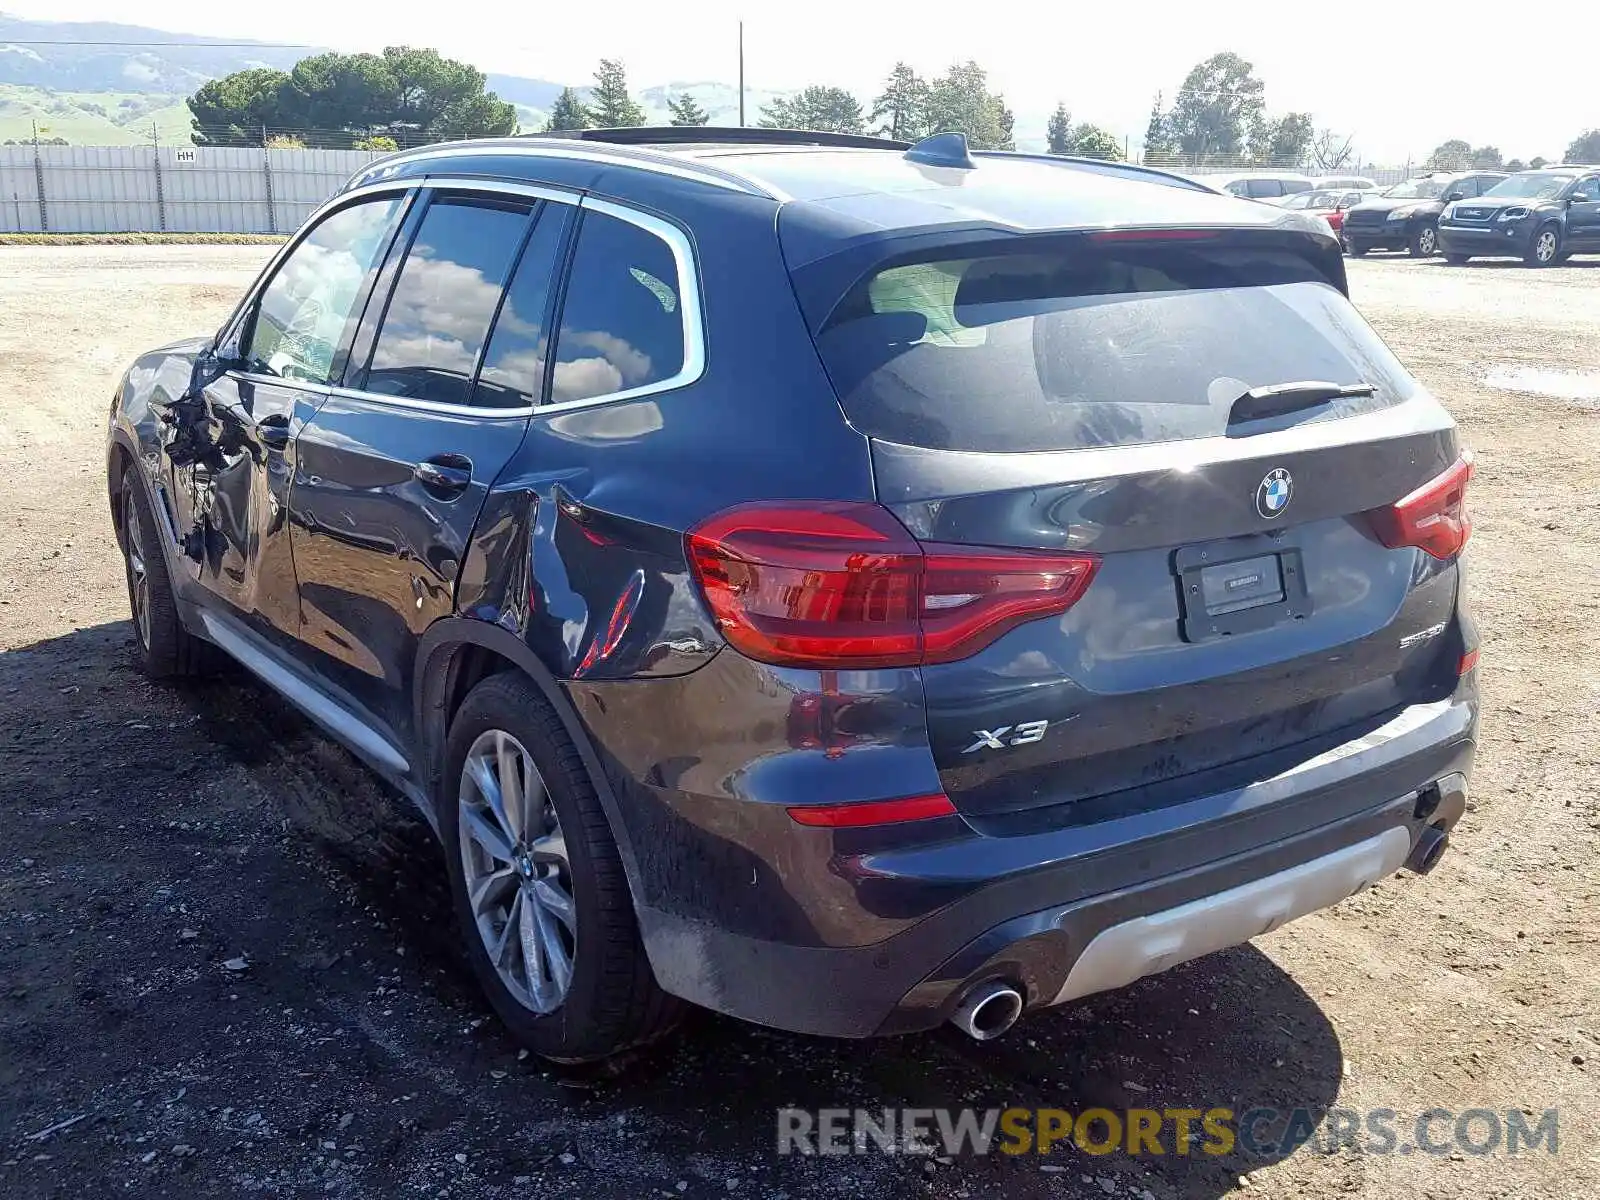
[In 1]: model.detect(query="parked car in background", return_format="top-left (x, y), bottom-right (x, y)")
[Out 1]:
top-left (1342, 172), bottom-right (1508, 258)
top-left (1312, 174), bottom-right (1378, 192)
top-left (1208, 171), bottom-right (1315, 201)
top-left (106, 127), bottom-right (1478, 1061)
top-left (1438, 167), bottom-right (1600, 266)
top-left (1276, 189), bottom-right (1368, 235)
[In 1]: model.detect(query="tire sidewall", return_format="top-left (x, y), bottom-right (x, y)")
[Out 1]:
top-left (1527, 224), bottom-right (1560, 267)
top-left (439, 677), bottom-right (614, 1058)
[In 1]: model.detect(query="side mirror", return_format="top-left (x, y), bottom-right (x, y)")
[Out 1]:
top-left (1443, 190), bottom-right (1466, 202)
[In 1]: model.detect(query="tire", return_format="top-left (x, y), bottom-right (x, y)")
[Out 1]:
top-left (1408, 224), bottom-right (1439, 258)
top-left (440, 671), bottom-right (684, 1062)
top-left (118, 467), bottom-right (217, 678)
top-left (1525, 224), bottom-right (1560, 267)
top-left (1345, 241), bottom-right (1368, 257)
top-left (1444, 254), bottom-right (1469, 265)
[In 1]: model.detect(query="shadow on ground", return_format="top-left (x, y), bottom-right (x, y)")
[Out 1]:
top-left (1, 623), bottom-right (1345, 1199)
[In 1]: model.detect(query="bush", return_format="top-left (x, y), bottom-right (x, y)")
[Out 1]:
top-left (355, 135), bottom-right (399, 152)
top-left (264, 134), bottom-right (307, 149)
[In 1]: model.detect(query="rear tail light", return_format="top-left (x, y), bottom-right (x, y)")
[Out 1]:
top-left (685, 502), bottom-right (1099, 670)
top-left (1458, 648), bottom-right (1480, 676)
top-left (1368, 452), bottom-right (1474, 560)
top-left (786, 793), bottom-right (956, 827)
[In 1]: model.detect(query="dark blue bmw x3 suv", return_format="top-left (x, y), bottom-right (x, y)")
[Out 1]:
top-left (106, 128), bottom-right (1479, 1061)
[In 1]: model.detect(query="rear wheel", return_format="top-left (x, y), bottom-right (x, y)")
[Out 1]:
top-left (1408, 224), bottom-right (1439, 257)
top-left (441, 672), bottom-right (684, 1062)
top-left (1525, 225), bottom-right (1560, 267)
top-left (118, 467), bottom-right (216, 678)
top-left (1345, 241), bottom-right (1368, 257)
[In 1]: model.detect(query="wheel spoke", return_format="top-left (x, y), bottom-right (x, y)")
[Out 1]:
top-left (530, 895), bottom-right (573, 995)
top-left (466, 755), bottom-right (516, 847)
top-left (469, 865), bottom-right (516, 918)
top-left (491, 890), bottom-right (523, 967)
top-left (531, 877), bottom-right (576, 933)
top-left (495, 732), bottom-right (526, 840)
top-left (528, 829), bottom-right (566, 868)
top-left (460, 803), bottom-right (515, 863)
top-left (518, 890), bottom-right (556, 1009)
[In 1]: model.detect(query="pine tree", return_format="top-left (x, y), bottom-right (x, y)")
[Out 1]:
top-left (589, 59), bottom-right (645, 127)
top-left (544, 87), bottom-right (592, 132)
top-left (995, 95), bottom-right (1015, 151)
top-left (759, 87), bottom-right (863, 134)
top-left (667, 92), bottom-right (710, 127)
top-left (1141, 92), bottom-right (1173, 163)
top-left (1046, 103), bottom-right (1073, 155)
top-left (871, 63), bottom-right (928, 141)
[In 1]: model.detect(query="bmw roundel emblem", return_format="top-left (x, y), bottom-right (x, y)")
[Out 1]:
top-left (1256, 468), bottom-right (1293, 519)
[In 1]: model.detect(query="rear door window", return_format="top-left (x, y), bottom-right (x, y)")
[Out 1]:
top-left (813, 242), bottom-right (1417, 453)
top-left (1246, 180), bottom-right (1282, 198)
top-left (361, 194), bottom-right (533, 406)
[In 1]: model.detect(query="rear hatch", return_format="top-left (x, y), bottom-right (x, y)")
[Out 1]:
top-left (807, 229), bottom-right (1470, 824)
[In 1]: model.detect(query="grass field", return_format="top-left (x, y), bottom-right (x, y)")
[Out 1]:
top-left (0, 85), bottom-right (193, 146)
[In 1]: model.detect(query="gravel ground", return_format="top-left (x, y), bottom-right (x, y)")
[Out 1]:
top-left (1, 245), bottom-right (1598, 1200)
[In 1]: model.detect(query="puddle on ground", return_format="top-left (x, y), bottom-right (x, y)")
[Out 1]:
top-left (1482, 366), bottom-right (1600, 406)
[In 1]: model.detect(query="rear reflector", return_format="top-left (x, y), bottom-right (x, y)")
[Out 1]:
top-left (1458, 648), bottom-right (1480, 675)
top-left (1369, 452), bottom-right (1474, 560)
top-left (686, 502), bottom-right (1099, 669)
top-left (787, 793), bottom-right (956, 827)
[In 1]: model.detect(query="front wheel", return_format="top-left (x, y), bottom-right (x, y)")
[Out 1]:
top-left (441, 672), bottom-right (684, 1062)
top-left (1345, 241), bottom-right (1368, 257)
top-left (1525, 225), bottom-right (1560, 267)
top-left (1408, 224), bottom-right (1439, 257)
top-left (118, 467), bottom-right (217, 678)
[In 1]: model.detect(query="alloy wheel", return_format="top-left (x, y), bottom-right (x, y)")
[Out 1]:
top-left (458, 729), bottom-right (577, 1014)
top-left (1535, 230), bottom-right (1557, 264)
top-left (1418, 226), bottom-right (1437, 255)
top-left (123, 489), bottom-right (151, 651)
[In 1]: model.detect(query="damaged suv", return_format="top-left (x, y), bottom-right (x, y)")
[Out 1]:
top-left (107, 128), bottom-right (1479, 1061)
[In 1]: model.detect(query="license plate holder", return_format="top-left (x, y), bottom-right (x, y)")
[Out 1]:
top-left (1174, 533), bottom-right (1312, 642)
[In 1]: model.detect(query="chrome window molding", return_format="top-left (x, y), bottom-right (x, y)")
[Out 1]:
top-left (219, 181), bottom-right (708, 422)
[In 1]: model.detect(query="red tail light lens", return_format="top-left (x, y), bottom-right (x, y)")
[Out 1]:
top-left (1369, 452), bottom-right (1474, 560)
top-left (685, 502), bottom-right (1099, 669)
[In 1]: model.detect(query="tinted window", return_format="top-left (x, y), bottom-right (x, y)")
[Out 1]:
top-left (1225, 181), bottom-right (1250, 197)
top-left (1572, 177), bottom-right (1600, 202)
top-left (245, 196), bottom-right (402, 384)
top-left (364, 196), bottom-right (532, 406)
top-left (1247, 180), bottom-right (1282, 198)
top-left (813, 243), bottom-right (1417, 454)
top-left (473, 205), bottom-right (573, 409)
top-left (549, 209), bottom-right (686, 404)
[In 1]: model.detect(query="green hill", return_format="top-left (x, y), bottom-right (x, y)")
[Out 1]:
top-left (0, 85), bottom-right (192, 145)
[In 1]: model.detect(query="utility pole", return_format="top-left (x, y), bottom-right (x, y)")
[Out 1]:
top-left (737, 21), bottom-right (745, 127)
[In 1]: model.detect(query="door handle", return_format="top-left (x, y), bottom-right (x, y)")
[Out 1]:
top-left (415, 456), bottom-right (472, 498)
top-left (257, 414), bottom-right (292, 450)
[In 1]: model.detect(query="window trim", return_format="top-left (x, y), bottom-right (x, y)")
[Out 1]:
top-left (536, 195), bottom-right (707, 415)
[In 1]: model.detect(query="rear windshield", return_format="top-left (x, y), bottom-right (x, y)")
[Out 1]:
top-left (813, 242), bottom-right (1416, 453)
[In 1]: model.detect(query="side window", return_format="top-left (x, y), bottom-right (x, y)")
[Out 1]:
top-left (1573, 177), bottom-right (1600, 202)
top-left (363, 195), bottom-right (532, 406)
top-left (1225, 181), bottom-right (1250, 197)
top-left (1457, 178), bottom-right (1481, 198)
top-left (548, 208), bottom-right (689, 405)
top-left (244, 195), bottom-right (403, 384)
top-left (473, 204), bottom-right (574, 409)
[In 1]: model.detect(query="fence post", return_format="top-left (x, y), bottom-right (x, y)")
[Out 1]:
top-left (32, 140), bottom-right (47, 232)
top-left (151, 125), bottom-right (167, 233)
top-left (262, 125), bottom-right (277, 234)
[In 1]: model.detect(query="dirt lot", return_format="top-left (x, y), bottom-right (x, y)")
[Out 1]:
top-left (1, 245), bottom-right (1597, 1200)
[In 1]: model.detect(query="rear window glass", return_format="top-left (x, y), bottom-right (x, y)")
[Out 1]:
top-left (813, 243), bottom-right (1416, 453)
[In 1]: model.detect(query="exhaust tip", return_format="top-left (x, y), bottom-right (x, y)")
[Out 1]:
top-left (950, 981), bottom-right (1024, 1041)
top-left (1404, 824), bottom-right (1449, 875)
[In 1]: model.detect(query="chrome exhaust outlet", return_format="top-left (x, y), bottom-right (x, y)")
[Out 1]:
top-left (1404, 824), bottom-right (1449, 875)
top-left (950, 981), bottom-right (1024, 1041)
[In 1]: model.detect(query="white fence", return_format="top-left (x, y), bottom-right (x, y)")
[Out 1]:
top-left (0, 145), bottom-right (384, 234)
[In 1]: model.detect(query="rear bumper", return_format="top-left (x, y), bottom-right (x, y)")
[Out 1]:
top-left (1438, 223), bottom-right (1532, 256)
top-left (626, 691), bottom-right (1476, 1037)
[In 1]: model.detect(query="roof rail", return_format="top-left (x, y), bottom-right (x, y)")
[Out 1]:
top-left (537, 126), bottom-right (912, 151)
top-left (972, 150), bottom-right (1215, 193)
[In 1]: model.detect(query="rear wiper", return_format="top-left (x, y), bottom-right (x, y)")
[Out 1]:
top-left (1228, 380), bottom-right (1376, 424)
